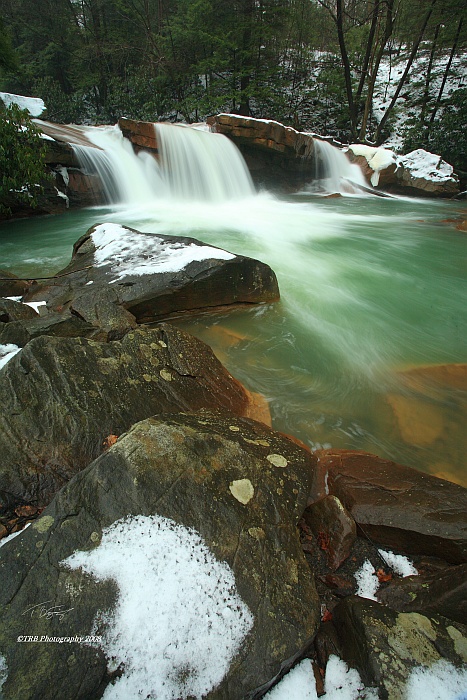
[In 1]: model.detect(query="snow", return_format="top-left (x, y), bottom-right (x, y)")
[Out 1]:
top-left (354, 560), bottom-right (379, 601)
top-left (405, 659), bottom-right (467, 700)
top-left (263, 655), bottom-right (467, 700)
top-left (264, 659), bottom-right (318, 699)
top-left (62, 514), bottom-right (254, 700)
top-left (0, 654), bottom-right (7, 692)
top-left (0, 344), bottom-right (21, 370)
top-left (398, 149), bottom-right (455, 182)
top-left (0, 523), bottom-right (30, 548)
top-left (378, 548), bottom-right (418, 577)
top-left (347, 145), bottom-right (397, 186)
top-left (0, 92), bottom-right (45, 117)
top-left (263, 656), bottom-right (378, 699)
top-left (91, 223), bottom-right (235, 282)
top-left (24, 301), bottom-right (46, 313)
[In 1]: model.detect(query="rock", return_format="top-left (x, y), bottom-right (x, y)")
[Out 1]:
top-left (312, 449), bottom-right (467, 564)
top-left (302, 495), bottom-right (356, 571)
top-left (378, 563), bottom-right (467, 626)
top-left (456, 220), bottom-right (467, 232)
top-left (0, 311), bottom-right (96, 346)
top-left (25, 223), bottom-right (279, 331)
top-left (0, 298), bottom-right (38, 322)
top-left (208, 114), bottom-right (316, 191)
top-left (0, 325), bottom-right (272, 506)
top-left (118, 117), bottom-right (159, 152)
top-left (0, 410), bottom-right (319, 700)
top-left (0, 270), bottom-right (31, 298)
top-left (395, 149), bottom-right (459, 197)
top-left (332, 596), bottom-right (467, 698)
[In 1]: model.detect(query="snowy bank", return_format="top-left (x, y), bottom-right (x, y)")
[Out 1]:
top-left (0, 92), bottom-right (45, 117)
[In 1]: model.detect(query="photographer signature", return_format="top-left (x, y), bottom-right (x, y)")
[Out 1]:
top-left (22, 601), bottom-right (74, 621)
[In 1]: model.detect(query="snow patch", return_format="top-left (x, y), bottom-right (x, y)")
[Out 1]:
top-left (263, 655), bottom-right (378, 699)
top-left (0, 92), bottom-right (45, 117)
top-left (354, 560), bottom-right (379, 601)
top-left (62, 514), bottom-right (254, 700)
top-left (91, 223), bottom-right (235, 282)
top-left (378, 548), bottom-right (418, 577)
top-left (406, 659), bottom-right (467, 700)
top-left (0, 653), bottom-right (7, 692)
top-left (0, 344), bottom-right (21, 370)
top-left (0, 522), bottom-right (30, 548)
top-left (24, 301), bottom-right (46, 313)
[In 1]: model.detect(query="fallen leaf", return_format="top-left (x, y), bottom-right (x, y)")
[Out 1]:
top-left (103, 434), bottom-right (118, 450)
top-left (377, 568), bottom-right (392, 583)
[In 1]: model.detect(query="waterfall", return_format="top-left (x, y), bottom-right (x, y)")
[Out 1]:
top-left (71, 123), bottom-right (254, 206)
top-left (310, 139), bottom-right (368, 195)
top-left (155, 124), bottom-right (255, 201)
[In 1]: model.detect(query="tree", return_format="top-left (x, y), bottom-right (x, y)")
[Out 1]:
top-left (0, 102), bottom-right (48, 215)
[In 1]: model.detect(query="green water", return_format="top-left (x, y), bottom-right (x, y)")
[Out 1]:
top-left (1, 193), bottom-right (466, 484)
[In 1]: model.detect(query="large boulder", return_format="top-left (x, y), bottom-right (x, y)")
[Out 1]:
top-left (118, 116), bottom-right (159, 152)
top-left (0, 410), bottom-right (320, 700)
top-left (395, 149), bottom-right (459, 197)
top-left (311, 449), bottom-right (467, 564)
top-left (24, 223), bottom-right (279, 334)
top-left (208, 114), bottom-right (316, 191)
top-left (0, 324), bottom-right (269, 507)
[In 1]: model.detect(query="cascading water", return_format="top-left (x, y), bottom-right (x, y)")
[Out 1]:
top-left (309, 139), bottom-right (368, 194)
top-left (155, 124), bottom-right (254, 201)
top-left (71, 123), bottom-right (254, 205)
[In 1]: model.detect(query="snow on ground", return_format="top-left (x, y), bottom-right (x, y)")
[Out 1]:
top-left (347, 144), bottom-right (397, 186)
top-left (62, 514), bottom-right (254, 700)
top-left (0, 344), bottom-right (21, 370)
top-left (377, 548), bottom-right (418, 577)
top-left (92, 223), bottom-right (235, 282)
top-left (0, 92), bottom-right (45, 117)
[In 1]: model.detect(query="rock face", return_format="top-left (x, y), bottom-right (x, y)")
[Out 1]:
top-left (24, 223), bottom-right (279, 334)
top-left (0, 325), bottom-right (267, 507)
top-left (0, 410), bottom-right (320, 700)
top-left (312, 449), bottom-right (467, 564)
top-left (332, 596), bottom-right (467, 698)
top-left (208, 114), bottom-right (316, 191)
top-left (0, 271), bottom-right (30, 298)
top-left (118, 116), bottom-right (158, 152)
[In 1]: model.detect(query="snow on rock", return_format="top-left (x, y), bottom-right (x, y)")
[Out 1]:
top-left (405, 659), bottom-right (467, 700)
top-left (377, 548), bottom-right (418, 577)
top-left (0, 523), bottom-right (30, 548)
top-left (0, 654), bottom-right (7, 693)
top-left (63, 514), bottom-right (254, 700)
top-left (398, 149), bottom-right (455, 182)
top-left (0, 344), bottom-right (21, 370)
top-left (92, 222), bottom-right (235, 283)
top-left (0, 92), bottom-right (45, 117)
top-left (347, 145), bottom-right (398, 186)
top-left (354, 560), bottom-right (379, 601)
top-left (397, 149), bottom-right (459, 196)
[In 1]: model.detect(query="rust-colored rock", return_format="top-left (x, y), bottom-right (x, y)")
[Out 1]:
top-left (312, 449), bottom-right (467, 564)
top-left (118, 117), bottom-right (159, 152)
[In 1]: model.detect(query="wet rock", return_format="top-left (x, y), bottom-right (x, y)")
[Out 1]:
top-left (0, 270), bottom-right (31, 298)
top-left (0, 311), bottom-right (96, 346)
top-left (378, 563), bottom-right (467, 626)
top-left (312, 449), bottom-right (467, 564)
top-left (0, 410), bottom-right (319, 700)
top-left (0, 324), bottom-right (271, 506)
top-left (302, 495), bottom-right (356, 571)
top-left (0, 298), bottom-right (38, 322)
top-left (25, 223), bottom-right (280, 329)
top-left (332, 596), bottom-right (467, 698)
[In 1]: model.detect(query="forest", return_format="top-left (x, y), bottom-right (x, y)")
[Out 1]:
top-left (0, 0), bottom-right (466, 173)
